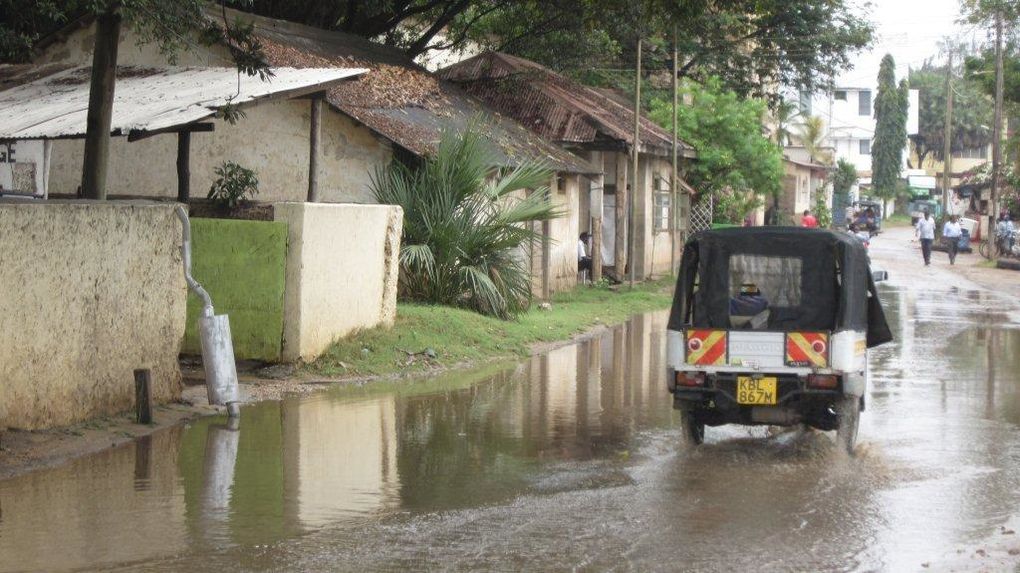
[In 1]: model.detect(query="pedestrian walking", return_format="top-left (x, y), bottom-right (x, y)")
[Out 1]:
top-left (915, 209), bottom-right (936, 266)
top-left (942, 214), bottom-right (962, 265)
top-left (801, 209), bottom-right (819, 228)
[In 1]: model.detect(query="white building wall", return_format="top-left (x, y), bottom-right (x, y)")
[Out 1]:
top-left (800, 87), bottom-right (919, 176)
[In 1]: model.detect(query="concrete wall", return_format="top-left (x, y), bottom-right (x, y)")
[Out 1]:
top-left (182, 218), bottom-right (289, 362)
top-left (274, 203), bottom-right (402, 362)
top-left (0, 201), bottom-right (186, 429)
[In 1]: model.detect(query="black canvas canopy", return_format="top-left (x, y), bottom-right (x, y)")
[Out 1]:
top-left (668, 227), bottom-right (893, 348)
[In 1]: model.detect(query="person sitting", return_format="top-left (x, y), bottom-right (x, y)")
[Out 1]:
top-left (729, 283), bottom-right (770, 329)
top-left (578, 232), bottom-right (593, 274)
top-left (848, 223), bottom-right (870, 246)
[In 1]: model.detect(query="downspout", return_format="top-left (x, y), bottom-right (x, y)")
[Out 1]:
top-left (175, 205), bottom-right (240, 418)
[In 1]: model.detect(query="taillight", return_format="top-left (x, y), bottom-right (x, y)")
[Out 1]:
top-left (807, 374), bottom-right (839, 389)
top-left (676, 371), bottom-right (706, 387)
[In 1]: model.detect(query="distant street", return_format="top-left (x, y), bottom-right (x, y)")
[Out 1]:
top-left (2, 227), bottom-right (1020, 572)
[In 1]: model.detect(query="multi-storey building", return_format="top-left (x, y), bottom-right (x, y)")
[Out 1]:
top-left (799, 86), bottom-right (920, 188)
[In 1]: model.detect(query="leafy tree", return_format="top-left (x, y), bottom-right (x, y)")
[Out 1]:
top-left (648, 76), bottom-right (783, 222)
top-left (908, 64), bottom-right (993, 168)
top-left (6, 1), bottom-right (873, 102)
top-left (233, 0), bottom-right (871, 100)
top-left (832, 159), bottom-right (858, 197)
top-left (371, 127), bottom-right (558, 319)
top-left (796, 116), bottom-right (833, 165)
top-left (831, 158), bottom-right (857, 222)
top-left (871, 54), bottom-right (909, 199)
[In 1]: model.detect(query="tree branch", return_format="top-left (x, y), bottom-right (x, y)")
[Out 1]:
top-left (405, 0), bottom-right (472, 57)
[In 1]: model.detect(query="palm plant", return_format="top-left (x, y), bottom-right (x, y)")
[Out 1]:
top-left (371, 127), bottom-right (559, 319)
top-left (796, 115), bottom-right (833, 165)
top-left (773, 101), bottom-right (801, 146)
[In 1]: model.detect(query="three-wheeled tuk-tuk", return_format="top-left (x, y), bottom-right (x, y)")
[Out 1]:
top-left (666, 228), bottom-right (893, 453)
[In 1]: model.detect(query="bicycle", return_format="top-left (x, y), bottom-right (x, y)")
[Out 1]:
top-left (981, 233), bottom-right (1016, 259)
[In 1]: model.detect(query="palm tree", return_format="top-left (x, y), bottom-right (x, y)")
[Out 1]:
top-left (773, 101), bottom-right (801, 146)
top-left (371, 127), bottom-right (560, 319)
top-left (796, 115), bottom-right (833, 165)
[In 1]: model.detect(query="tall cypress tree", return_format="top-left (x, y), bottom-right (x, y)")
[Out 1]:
top-left (872, 54), bottom-right (910, 198)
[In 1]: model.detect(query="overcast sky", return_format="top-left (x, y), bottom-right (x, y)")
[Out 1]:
top-left (837, 0), bottom-right (979, 87)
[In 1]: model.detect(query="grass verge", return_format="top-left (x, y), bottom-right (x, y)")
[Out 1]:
top-left (884, 213), bottom-right (913, 227)
top-left (306, 278), bottom-right (675, 378)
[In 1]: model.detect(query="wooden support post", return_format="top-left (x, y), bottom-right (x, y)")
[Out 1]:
top-left (80, 10), bottom-right (122, 200)
top-left (307, 97), bottom-right (322, 202)
top-left (591, 171), bottom-right (604, 283)
top-left (630, 37), bottom-right (642, 288)
top-left (177, 131), bottom-right (191, 203)
top-left (134, 368), bottom-right (153, 424)
top-left (541, 218), bottom-right (552, 300)
top-left (941, 51), bottom-right (953, 219)
top-left (614, 152), bottom-right (628, 280)
top-left (670, 25), bottom-right (679, 276)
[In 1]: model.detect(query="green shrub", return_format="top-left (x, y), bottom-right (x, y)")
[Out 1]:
top-left (208, 161), bottom-right (259, 208)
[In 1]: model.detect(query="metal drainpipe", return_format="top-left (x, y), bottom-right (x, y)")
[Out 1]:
top-left (175, 206), bottom-right (240, 418)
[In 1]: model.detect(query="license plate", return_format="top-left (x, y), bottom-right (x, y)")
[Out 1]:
top-left (736, 377), bottom-right (777, 405)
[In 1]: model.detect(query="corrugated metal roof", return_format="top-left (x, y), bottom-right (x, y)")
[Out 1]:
top-left (439, 52), bottom-right (696, 158)
top-left (0, 65), bottom-right (367, 139)
top-left (223, 8), bottom-right (597, 175)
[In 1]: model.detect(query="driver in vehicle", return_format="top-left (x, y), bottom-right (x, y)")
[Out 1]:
top-left (729, 283), bottom-right (770, 330)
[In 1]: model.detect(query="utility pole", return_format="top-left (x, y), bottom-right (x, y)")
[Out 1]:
top-left (991, 8), bottom-right (1004, 239)
top-left (81, 9), bottom-right (122, 200)
top-left (942, 50), bottom-right (954, 219)
top-left (670, 25), bottom-right (679, 276)
top-left (629, 38), bottom-right (641, 288)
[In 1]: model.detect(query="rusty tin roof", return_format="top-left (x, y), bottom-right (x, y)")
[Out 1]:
top-left (439, 52), bottom-right (695, 158)
top-left (231, 10), bottom-right (597, 175)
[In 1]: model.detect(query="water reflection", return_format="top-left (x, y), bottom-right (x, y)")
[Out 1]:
top-left (4, 287), bottom-right (1018, 572)
top-left (0, 311), bottom-right (672, 572)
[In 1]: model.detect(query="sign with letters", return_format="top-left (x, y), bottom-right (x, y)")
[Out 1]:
top-left (0, 140), bottom-right (50, 198)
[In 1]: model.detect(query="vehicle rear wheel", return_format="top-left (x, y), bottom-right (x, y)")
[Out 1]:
top-left (835, 395), bottom-right (860, 455)
top-left (678, 405), bottom-right (705, 446)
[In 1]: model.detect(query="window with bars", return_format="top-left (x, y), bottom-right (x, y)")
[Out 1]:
top-left (653, 175), bottom-right (671, 232)
top-left (858, 90), bottom-right (872, 116)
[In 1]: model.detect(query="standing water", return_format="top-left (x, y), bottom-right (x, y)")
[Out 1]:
top-left (1, 282), bottom-right (1020, 571)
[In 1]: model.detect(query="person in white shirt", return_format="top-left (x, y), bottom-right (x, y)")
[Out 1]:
top-left (578, 232), bottom-right (592, 274)
top-left (942, 214), bottom-right (963, 265)
top-left (915, 209), bottom-right (936, 266)
top-left (996, 215), bottom-right (1015, 252)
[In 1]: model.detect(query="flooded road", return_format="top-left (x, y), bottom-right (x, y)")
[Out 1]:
top-left (2, 270), bottom-right (1020, 571)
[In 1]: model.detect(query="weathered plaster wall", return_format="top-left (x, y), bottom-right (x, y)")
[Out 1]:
top-left (39, 22), bottom-right (393, 205)
top-left (182, 218), bottom-right (289, 362)
top-left (0, 201), bottom-right (186, 429)
top-left (547, 174), bottom-right (580, 293)
top-left (48, 100), bottom-right (392, 205)
top-left (632, 155), bottom-right (675, 279)
top-left (274, 202), bottom-right (402, 362)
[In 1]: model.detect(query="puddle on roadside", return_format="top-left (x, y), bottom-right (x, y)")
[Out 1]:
top-left (2, 283), bottom-right (1020, 572)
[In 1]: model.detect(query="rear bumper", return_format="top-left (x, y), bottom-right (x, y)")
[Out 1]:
top-left (669, 369), bottom-right (850, 430)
